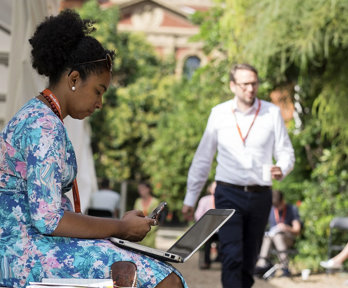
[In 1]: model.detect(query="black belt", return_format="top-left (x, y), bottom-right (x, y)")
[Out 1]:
top-left (216, 181), bottom-right (271, 192)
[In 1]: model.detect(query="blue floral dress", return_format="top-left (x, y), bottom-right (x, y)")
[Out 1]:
top-left (0, 98), bottom-right (187, 288)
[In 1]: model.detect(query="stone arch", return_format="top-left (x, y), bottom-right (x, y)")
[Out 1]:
top-left (176, 50), bottom-right (207, 78)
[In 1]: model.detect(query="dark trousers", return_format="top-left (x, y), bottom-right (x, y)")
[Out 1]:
top-left (215, 183), bottom-right (272, 288)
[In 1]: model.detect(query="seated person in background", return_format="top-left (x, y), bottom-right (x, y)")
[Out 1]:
top-left (194, 181), bottom-right (219, 269)
top-left (320, 242), bottom-right (348, 269)
top-left (255, 190), bottom-right (301, 276)
top-left (134, 181), bottom-right (160, 248)
top-left (88, 179), bottom-right (121, 218)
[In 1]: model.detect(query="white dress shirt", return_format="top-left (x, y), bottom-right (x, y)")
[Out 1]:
top-left (184, 98), bottom-right (295, 207)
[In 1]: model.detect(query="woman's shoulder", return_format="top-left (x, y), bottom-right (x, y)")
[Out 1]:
top-left (7, 99), bottom-right (63, 132)
top-left (134, 197), bottom-right (141, 207)
top-left (151, 196), bottom-right (160, 204)
top-left (3, 98), bottom-right (66, 145)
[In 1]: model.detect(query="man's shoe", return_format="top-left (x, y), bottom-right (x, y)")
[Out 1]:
top-left (199, 263), bottom-right (210, 270)
top-left (254, 264), bottom-right (272, 276)
top-left (320, 259), bottom-right (342, 269)
top-left (281, 268), bottom-right (291, 277)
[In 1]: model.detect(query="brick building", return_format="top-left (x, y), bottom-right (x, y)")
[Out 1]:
top-left (61, 0), bottom-right (213, 77)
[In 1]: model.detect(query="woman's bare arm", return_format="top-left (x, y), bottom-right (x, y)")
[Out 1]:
top-left (51, 210), bottom-right (156, 241)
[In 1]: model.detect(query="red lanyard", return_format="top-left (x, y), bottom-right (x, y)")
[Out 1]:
top-left (274, 206), bottom-right (287, 224)
top-left (40, 89), bottom-right (81, 213)
top-left (232, 99), bottom-right (261, 145)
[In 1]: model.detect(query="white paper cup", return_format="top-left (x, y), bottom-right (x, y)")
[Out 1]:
top-left (262, 164), bottom-right (272, 182)
top-left (301, 268), bottom-right (311, 280)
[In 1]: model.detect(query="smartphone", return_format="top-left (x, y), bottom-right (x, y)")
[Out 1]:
top-left (148, 201), bottom-right (167, 219)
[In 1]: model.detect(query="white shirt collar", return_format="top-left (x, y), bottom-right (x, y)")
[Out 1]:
top-left (232, 97), bottom-right (259, 114)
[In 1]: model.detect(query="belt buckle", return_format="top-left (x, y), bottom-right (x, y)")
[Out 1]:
top-left (244, 186), bottom-right (249, 192)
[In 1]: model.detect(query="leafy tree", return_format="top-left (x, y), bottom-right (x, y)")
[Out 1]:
top-left (141, 61), bottom-right (230, 210)
top-left (78, 1), bottom-right (174, 186)
top-left (98, 74), bottom-right (176, 181)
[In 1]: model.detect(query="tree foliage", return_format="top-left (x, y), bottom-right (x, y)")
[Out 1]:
top-left (142, 62), bottom-right (231, 210)
top-left (78, 1), bottom-right (174, 185)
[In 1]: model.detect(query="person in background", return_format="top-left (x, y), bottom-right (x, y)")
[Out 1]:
top-left (194, 181), bottom-right (219, 270)
top-left (182, 63), bottom-right (295, 288)
top-left (134, 181), bottom-right (160, 248)
top-left (88, 178), bottom-right (121, 218)
top-left (0, 10), bottom-right (186, 288)
top-left (194, 181), bottom-right (216, 220)
top-left (255, 190), bottom-right (301, 277)
top-left (320, 243), bottom-right (348, 270)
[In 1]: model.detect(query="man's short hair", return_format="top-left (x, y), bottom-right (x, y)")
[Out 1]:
top-left (100, 178), bottom-right (110, 189)
top-left (272, 190), bottom-right (284, 207)
top-left (229, 63), bottom-right (258, 82)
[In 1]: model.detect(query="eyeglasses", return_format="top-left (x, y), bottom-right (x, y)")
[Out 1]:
top-left (68, 53), bottom-right (112, 76)
top-left (235, 81), bottom-right (259, 90)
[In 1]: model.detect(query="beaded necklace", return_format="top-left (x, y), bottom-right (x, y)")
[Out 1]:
top-left (40, 88), bottom-right (81, 213)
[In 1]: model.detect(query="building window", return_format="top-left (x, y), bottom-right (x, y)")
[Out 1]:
top-left (183, 56), bottom-right (201, 79)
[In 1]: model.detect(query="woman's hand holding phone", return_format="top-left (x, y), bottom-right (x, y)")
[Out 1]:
top-left (120, 210), bottom-right (155, 241)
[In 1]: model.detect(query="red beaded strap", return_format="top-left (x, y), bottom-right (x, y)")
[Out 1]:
top-left (40, 89), bottom-right (81, 213)
top-left (40, 89), bottom-right (63, 121)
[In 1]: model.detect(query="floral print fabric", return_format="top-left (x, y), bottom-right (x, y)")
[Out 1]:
top-left (0, 99), bottom-right (187, 288)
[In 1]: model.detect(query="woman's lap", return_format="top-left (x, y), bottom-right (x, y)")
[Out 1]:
top-left (0, 237), bottom-right (187, 288)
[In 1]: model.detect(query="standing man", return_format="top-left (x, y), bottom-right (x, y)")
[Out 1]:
top-left (182, 64), bottom-right (295, 288)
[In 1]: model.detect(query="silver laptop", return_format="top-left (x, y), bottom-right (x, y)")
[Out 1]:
top-left (109, 209), bottom-right (235, 263)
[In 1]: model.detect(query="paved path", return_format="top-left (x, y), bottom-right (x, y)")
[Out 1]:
top-left (173, 253), bottom-right (348, 288)
top-left (157, 227), bottom-right (348, 288)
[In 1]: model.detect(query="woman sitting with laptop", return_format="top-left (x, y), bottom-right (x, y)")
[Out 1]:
top-left (0, 10), bottom-right (186, 288)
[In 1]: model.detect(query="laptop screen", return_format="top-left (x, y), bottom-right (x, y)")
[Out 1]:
top-left (167, 209), bottom-right (234, 259)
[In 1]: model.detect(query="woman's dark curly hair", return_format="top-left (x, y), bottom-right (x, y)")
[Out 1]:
top-left (29, 9), bottom-right (114, 85)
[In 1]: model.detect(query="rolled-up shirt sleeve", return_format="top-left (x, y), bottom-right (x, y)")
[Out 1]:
top-left (273, 108), bottom-right (295, 178)
top-left (184, 111), bottom-right (218, 207)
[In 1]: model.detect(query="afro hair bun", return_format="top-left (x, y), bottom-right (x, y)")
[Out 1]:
top-left (29, 9), bottom-right (95, 79)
